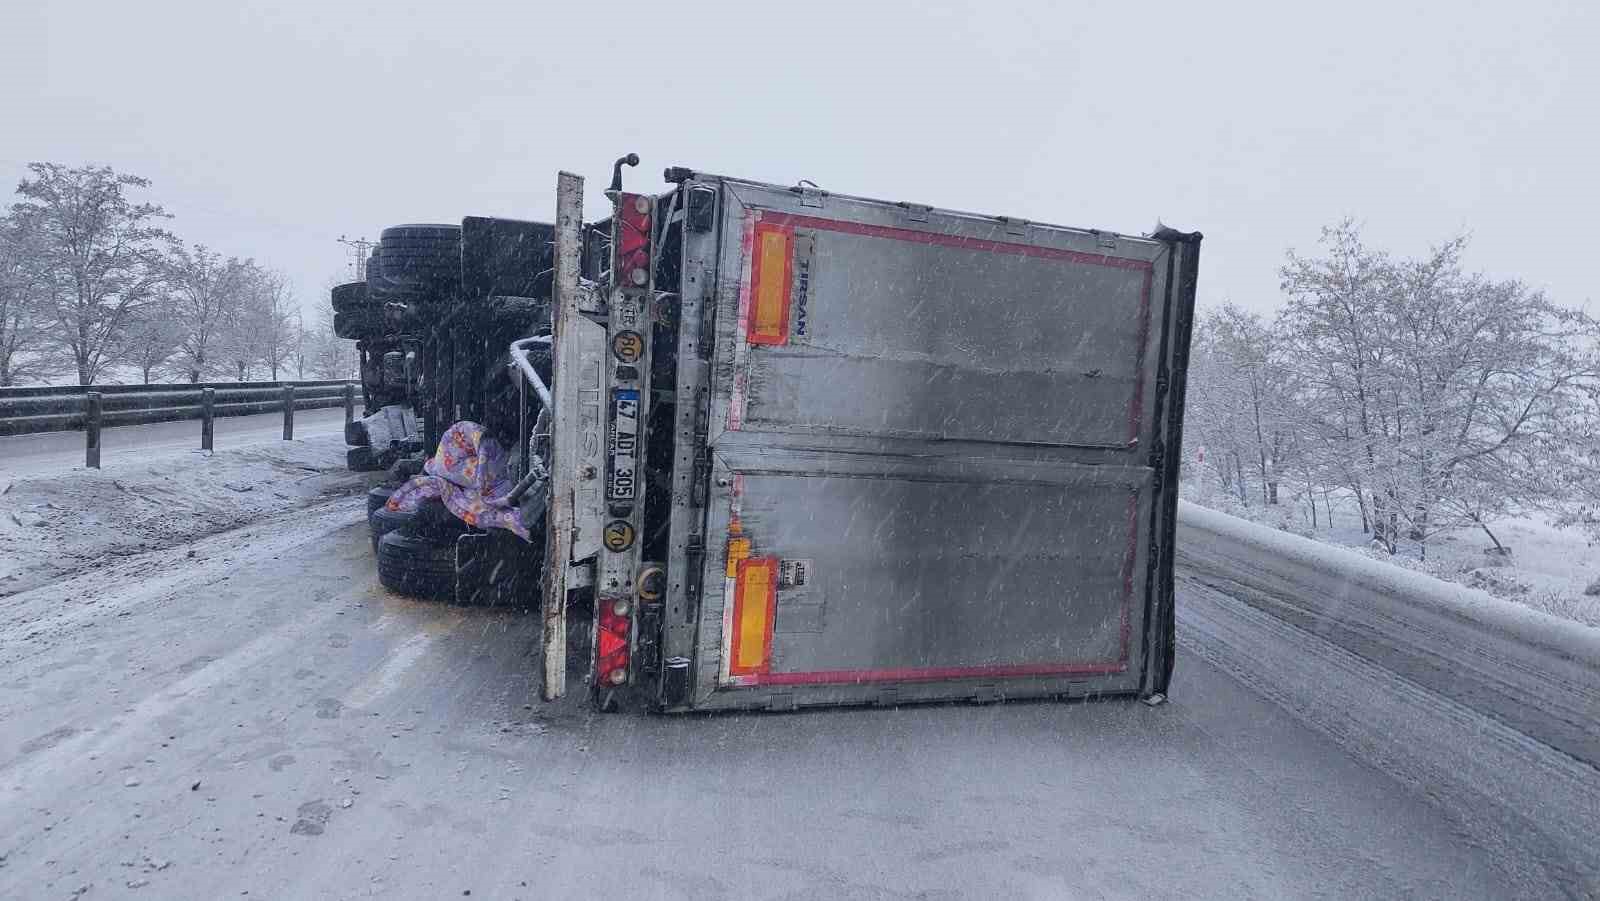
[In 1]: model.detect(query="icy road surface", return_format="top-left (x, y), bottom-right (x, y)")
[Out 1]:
top-left (1, 474), bottom-right (1597, 897)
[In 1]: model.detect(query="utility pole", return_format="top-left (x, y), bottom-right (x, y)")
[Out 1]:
top-left (337, 235), bottom-right (378, 281)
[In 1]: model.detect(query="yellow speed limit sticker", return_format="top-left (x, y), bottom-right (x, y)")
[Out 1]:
top-left (602, 520), bottom-right (636, 553)
top-left (611, 330), bottom-right (644, 363)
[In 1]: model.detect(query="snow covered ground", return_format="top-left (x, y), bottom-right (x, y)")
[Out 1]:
top-left (1182, 485), bottom-right (1600, 628)
top-left (1179, 501), bottom-right (1600, 663)
top-left (0, 429), bottom-right (368, 598)
top-left (4, 497), bottom-right (1595, 897)
top-left (0, 433), bottom-right (1595, 897)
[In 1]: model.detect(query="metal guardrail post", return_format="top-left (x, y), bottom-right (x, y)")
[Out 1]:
top-left (84, 392), bottom-right (102, 468)
top-left (1, 379), bottom-right (358, 437)
top-left (344, 383), bottom-right (355, 423)
top-left (201, 388), bottom-right (215, 450)
top-left (282, 385), bottom-right (295, 440)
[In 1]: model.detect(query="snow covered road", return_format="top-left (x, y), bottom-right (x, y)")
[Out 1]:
top-left (0, 449), bottom-right (1597, 897)
top-left (1176, 503), bottom-right (1600, 897)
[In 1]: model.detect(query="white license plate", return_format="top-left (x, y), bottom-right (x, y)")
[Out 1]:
top-left (608, 389), bottom-right (640, 501)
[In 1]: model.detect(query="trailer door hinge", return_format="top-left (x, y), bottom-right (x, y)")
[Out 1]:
top-left (998, 216), bottom-right (1029, 238)
top-left (683, 536), bottom-right (705, 622)
top-left (897, 202), bottom-right (931, 223)
top-left (792, 182), bottom-right (826, 209)
top-left (691, 448), bottom-right (711, 507)
top-left (692, 389), bottom-right (709, 442)
top-left (697, 290), bottom-right (716, 361)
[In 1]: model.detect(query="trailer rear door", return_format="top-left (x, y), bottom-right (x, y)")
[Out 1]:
top-left (663, 174), bottom-right (1198, 711)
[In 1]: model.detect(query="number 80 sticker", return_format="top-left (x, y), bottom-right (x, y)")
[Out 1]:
top-left (611, 331), bottom-right (644, 363)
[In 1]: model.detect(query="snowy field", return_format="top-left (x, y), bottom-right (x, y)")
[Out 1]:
top-left (1182, 483), bottom-right (1600, 628)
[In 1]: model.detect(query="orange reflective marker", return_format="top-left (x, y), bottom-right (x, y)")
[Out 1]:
top-left (729, 556), bottom-right (778, 675)
top-left (747, 223), bottom-right (793, 345)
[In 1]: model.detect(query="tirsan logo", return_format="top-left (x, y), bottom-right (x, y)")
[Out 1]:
top-left (792, 234), bottom-right (813, 337)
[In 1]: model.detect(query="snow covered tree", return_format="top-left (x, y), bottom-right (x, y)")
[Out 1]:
top-left (1279, 221), bottom-right (1404, 548)
top-left (302, 307), bottom-right (356, 379)
top-left (1184, 304), bottom-right (1311, 520)
top-left (115, 288), bottom-right (185, 383)
top-left (168, 244), bottom-right (252, 383)
top-left (1408, 271), bottom-right (1600, 553)
top-left (1275, 221), bottom-right (1600, 555)
top-left (234, 267), bottom-right (298, 380)
top-left (0, 215), bottom-right (56, 386)
top-left (8, 163), bottom-right (175, 384)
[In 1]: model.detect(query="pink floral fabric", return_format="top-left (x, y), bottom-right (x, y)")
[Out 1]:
top-left (386, 421), bottom-right (531, 540)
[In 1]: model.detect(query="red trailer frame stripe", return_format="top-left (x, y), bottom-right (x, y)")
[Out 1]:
top-left (756, 212), bottom-right (1156, 272)
top-left (734, 490), bottom-right (1142, 688)
top-left (747, 660), bottom-right (1126, 687)
top-left (748, 211), bottom-right (1156, 447)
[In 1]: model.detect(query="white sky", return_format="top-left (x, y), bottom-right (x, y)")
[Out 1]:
top-left (4, 1), bottom-right (1596, 321)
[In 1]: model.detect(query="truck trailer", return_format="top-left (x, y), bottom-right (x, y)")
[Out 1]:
top-left (334, 157), bottom-right (1201, 714)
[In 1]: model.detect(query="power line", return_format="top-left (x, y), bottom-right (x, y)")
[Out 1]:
top-left (336, 235), bottom-right (377, 281)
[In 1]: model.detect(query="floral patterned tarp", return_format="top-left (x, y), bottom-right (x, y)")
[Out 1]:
top-left (386, 421), bottom-right (531, 540)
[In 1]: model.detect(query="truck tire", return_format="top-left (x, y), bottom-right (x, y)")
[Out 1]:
top-left (347, 446), bottom-right (388, 472)
top-left (387, 456), bottom-right (425, 482)
top-left (366, 247), bottom-right (395, 302)
top-left (331, 281), bottom-right (370, 313)
top-left (366, 485), bottom-right (396, 515)
top-left (411, 496), bottom-right (471, 541)
top-left (333, 310), bottom-right (382, 340)
top-left (368, 503), bottom-right (414, 555)
top-left (377, 530), bottom-right (455, 601)
top-left (378, 224), bottom-right (461, 301)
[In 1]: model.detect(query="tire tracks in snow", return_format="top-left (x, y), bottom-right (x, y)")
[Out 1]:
top-left (1178, 541), bottom-right (1600, 769)
top-left (1177, 575), bottom-right (1600, 899)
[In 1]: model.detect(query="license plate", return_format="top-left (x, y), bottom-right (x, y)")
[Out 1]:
top-left (608, 389), bottom-right (640, 501)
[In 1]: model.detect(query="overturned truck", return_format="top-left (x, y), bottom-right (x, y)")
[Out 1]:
top-left (332, 158), bottom-right (1201, 713)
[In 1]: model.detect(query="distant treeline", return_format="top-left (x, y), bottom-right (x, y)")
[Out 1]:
top-left (0, 162), bottom-right (354, 387)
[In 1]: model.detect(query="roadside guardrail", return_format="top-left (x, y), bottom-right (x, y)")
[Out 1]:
top-left (0, 380), bottom-right (358, 468)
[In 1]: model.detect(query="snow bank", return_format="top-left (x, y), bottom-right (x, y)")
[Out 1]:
top-left (0, 434), bottom-right (370, 597)
top-left (1178, 500), bottom-right (1600, 667)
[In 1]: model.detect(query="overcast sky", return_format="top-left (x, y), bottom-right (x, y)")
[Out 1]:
top-left (4, 1), bottom-right (1596, 323)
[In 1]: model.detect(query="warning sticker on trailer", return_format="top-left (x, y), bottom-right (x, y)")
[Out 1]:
top-left (774, 558), bottom-right (823, 634)
top-left (778, 558), bottom-right (813, 589)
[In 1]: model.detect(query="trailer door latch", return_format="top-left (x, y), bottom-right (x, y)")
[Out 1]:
top-left (683, 536), bottom-right (705, 622)
top-left (691, 449), bottom-right (711, 507)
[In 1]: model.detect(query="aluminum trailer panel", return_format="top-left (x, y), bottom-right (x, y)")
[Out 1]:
top-left (660, 173), bottom-right (1199, 711)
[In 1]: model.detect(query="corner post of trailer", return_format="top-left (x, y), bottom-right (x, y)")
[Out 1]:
top-left (541, 171), bottom-right (585, 701)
